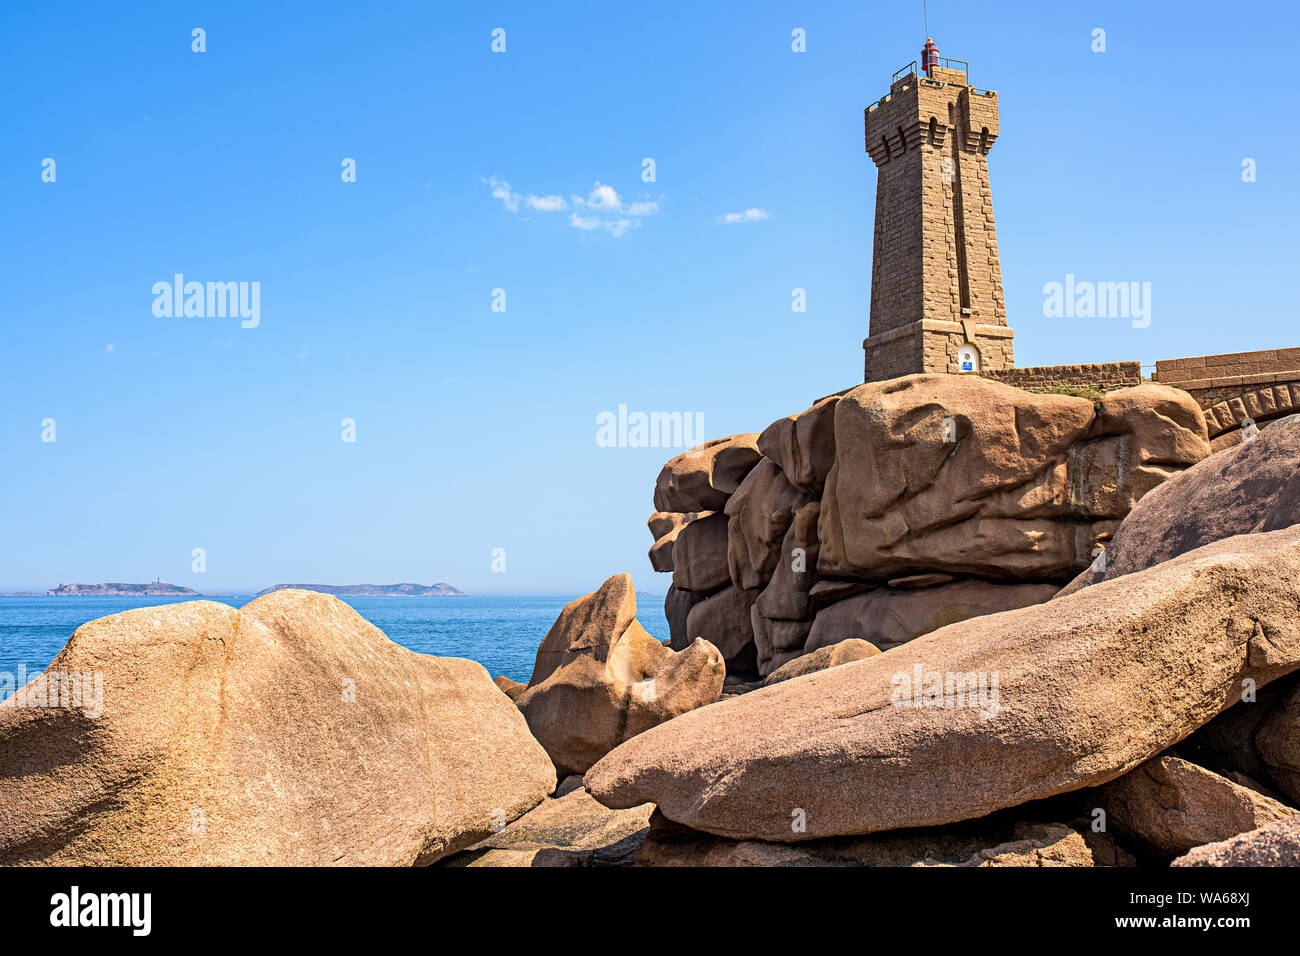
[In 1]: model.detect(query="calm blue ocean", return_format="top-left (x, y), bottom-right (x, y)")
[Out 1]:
top-left (0, 594), bottom-right (670, 686)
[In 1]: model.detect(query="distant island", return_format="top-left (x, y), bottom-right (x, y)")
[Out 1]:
top-left (41, 582), bottom-right (231, 597)
top-left (253, 583), bottom-right (468, 598)
top-left (1, 581), bottom-right (467, 598)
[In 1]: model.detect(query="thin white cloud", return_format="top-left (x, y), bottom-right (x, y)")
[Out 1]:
top-left (526, 194), bottom-right (567, 212)
top-left (485, 175), bottom-right (659, 237)
top-left (717, 208), bottom-right (770, 224)
top-left (570, 213), bottom-right (637, 237)
top-left (482, 175), bottom-right (520, 212)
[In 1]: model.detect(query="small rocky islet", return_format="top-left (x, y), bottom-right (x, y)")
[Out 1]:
top-left (4, 375), bottom-right (1300, 866)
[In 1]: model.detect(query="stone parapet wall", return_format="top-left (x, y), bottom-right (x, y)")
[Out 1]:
top-left (981, 362), bottom-right (1142, 392)
top-left (1155, 348), bottom-right (1300, 390)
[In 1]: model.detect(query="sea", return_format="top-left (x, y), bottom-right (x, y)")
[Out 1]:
top-left (0, 594), bottom-right (670, 686)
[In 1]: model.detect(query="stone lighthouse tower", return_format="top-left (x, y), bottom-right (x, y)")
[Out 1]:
top-left (862, 40), bottom-right (1014, 382)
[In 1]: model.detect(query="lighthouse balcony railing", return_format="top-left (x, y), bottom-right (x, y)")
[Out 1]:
top-left (889, 56), bottom-right (979, 93)
top-left (891, 60), bottom-right (918, 83)
top-left (930, 56), bottom-right (969, 75)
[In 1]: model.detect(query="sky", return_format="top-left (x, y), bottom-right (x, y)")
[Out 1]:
top-left (2, 0), bottom-right (1297, 595)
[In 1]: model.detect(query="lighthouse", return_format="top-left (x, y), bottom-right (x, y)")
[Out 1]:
top-left (861, 40), bottom-right (1014, 382)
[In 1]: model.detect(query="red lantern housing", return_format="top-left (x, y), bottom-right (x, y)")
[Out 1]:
top-left (921, 38), bottom-right (939, 76)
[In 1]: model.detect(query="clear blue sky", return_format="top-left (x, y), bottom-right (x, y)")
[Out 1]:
top-left (2, 0), bottom-right (1295, 594)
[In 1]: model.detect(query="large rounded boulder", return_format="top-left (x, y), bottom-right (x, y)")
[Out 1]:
top-left (587, 528), bottom-right (1300, 842)
top-left (818, 376), bottom-right (1207, 583)
top-left (0, 590), bottom-right (556, 865)
top-left (1061, 414), bottom-right (1300, 596)
top-left (516, 574), bottom-right (724, 777)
